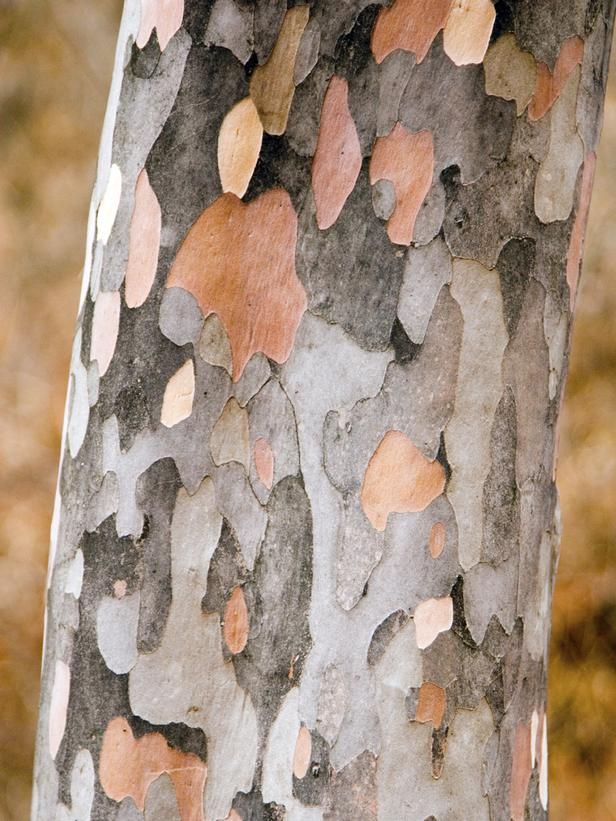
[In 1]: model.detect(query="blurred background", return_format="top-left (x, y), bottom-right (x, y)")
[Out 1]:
top-left (0, 2), bottom-right (614, 818)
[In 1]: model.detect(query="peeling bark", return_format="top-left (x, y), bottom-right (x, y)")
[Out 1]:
top-left (34, 1), bottom-right (615, 819)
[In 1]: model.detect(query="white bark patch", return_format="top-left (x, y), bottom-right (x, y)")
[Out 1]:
top-left (67, 330), bottom-right (90, 458)
top-left (48, 660), bottom-right (70, 760)
top-left (96, 163), bottom-right (122, 245)
top-left (543, 292), bottom-right (569, 401)
top-left (204, 0), bottom-right (254, 64)
top-left (129, 479), bottom-right (258, 821)
top-left (376, 624), bottom-right (491, 820)
top-left (64, 549), bottom-right (84, 599)
top-left (90, 290), bottom-right (121, 378)
top-left (539, 715), bottom-right (549, 810)
top-left (316, 664), bottom-right (348, 747)
top-left (96, 592), bottom-right (140, 675)
top-left (535, 67), bottom-right (584, 223)
top-left (397, 235), bottom-right (453, 344)
top-left (55, 748), bottom-right (95, 821)
top-left (446, 259), bottom-right (507, 570)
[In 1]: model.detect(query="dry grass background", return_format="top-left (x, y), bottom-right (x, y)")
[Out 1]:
top-left (0, 2), bottom-right (614, 818)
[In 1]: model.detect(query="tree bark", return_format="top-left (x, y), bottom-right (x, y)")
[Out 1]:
top-left (33, 1), bottom-right (615, 819)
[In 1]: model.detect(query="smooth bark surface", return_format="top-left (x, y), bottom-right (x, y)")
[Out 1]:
top-left (34, 1), bottom-right (615, 819)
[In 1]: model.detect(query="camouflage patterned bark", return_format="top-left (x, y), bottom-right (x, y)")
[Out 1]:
top-left (33, 1), bottom-right (615, 819)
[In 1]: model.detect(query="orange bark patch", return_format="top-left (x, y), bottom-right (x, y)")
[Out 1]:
top-left (125, 168), bottom-right (161, 309)
top-left (90, 290), bottom-right (121, 377)
top-left (429, 522), bottom-right (446, 559)
top-left (510, 722), bottom-right (532, 821)
top-left (312, 76), bottom-right (362, 230)
top-left (415, 681), bottom-right (446, 729)
top-left (369, 124), bottom-right (434, 246)
top-left (249, 5), bottom-right (310, 135)
top-left (566, 152), bottom-right (596, 310)
top-left (223, 586), bottom-right (249, 654)
top-left (99, 716), bottom-right (207, 821)
top-left (137, 0), bottom-right (184, 51)
top-left (371, 0), bottom-right (453, 65)
top-left (361, 430), bottom-right (445, 531)
top-left (528, 36), bottom-right (584, 121)
top-left (167, 190), bottom-right (306, 380)
top-left (218, 98), bottom-right (263, 198)
top-left (254, 437), bottom-right (274, 489)
top-left (293, 725), bottom-right (312, 779)
top-left (443, 0), bottom-right (495, 65)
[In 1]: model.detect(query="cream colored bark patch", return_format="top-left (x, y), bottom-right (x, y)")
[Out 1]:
top-left (443, 0), bottom-right (496, 65)
top-left (198, 313), bottom-right (233, 374)
top-left (137, 0), bottom-right (184, 51)
top-left (210, 397), bottom-right (250, 469)
top-left (90, 290), bottom-right (121, 378)
top-left (161, 359), bottom-right (195, 428)
top-left (96, 164), bottom-right (122, 245)
top-left (49, 660), bottom-right (70, 760)
top-left (218, 98), bottom-right (263, 198)
top-left (446, 258), bottom-right (507, 570)
top-left (484, 34), bottom-right (537, 115)
top-left (249, 6), bottom-right (310, 135)
top-left (414, 596), bottom-right (453, 649)
top-left (361, 430), bottom-right (446, 532)
top-left (125, 168), bottom-right (161, 308)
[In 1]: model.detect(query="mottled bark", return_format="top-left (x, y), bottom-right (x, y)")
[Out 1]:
top-left (33, 1), bottom-right (615, 819)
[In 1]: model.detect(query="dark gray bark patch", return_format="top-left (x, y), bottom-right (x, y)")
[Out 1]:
top-left (399, 38), bottom-right (516, 183)
top-left (292, 730), bottom-right (331, 806)
top-left (134, 458), bottom-right (182, 653)
top-left (233, 476), bottom-right (313, 736)
top-left (497, 237), bottom-right (536, 340)
top-left (481, 387), bottom-right (520, 565)
top-left (146, 44), bottom-right (247, 246)
top-left (367, 610), bottom-right (411, 667)
top-left (296, 164), bottom-right (405, 351)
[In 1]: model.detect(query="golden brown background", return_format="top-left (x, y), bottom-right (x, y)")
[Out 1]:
top-left (0, 2), bottom-right (614, 818)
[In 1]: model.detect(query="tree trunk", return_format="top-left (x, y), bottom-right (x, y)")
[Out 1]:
top-left (33, 1), bottom-right (615, 819)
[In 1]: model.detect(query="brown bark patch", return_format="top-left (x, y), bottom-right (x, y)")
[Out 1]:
top-left (99, 716), bottom-right (207, 820)
top-left (415, 681), bottom-right (446, 729)
top-left (371, 0), bottom-right (453, 65)
top-left (369, 124), bottom-right (434, 246)
top-left (223, 586), bottom-right (249, 655)
top-left (567, 152), bottom-right (596, 310)
top-left (217, 98), bottom-right (263, 199)
top-left (125, 168), bottom-right (161, 309)
top-left (312, 76), bottom-right (362, 230)
top-left (528, 36), bottom-right (584, 121)
top-left (167, 190), bottom-right (306, 380)
top-left (361, 430), bottom-right (445, 531)
top-left (443, 0), bottom-right (495, 66)
top-left (254, 436), bottom-right (274, 490)
top-left (136, 0), bottom-right (184, 51)
top-left (249, 5), bottom-right (310, 135)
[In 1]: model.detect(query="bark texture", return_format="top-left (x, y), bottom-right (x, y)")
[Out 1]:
top-left (34, 1), bottom-right (615, 819)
